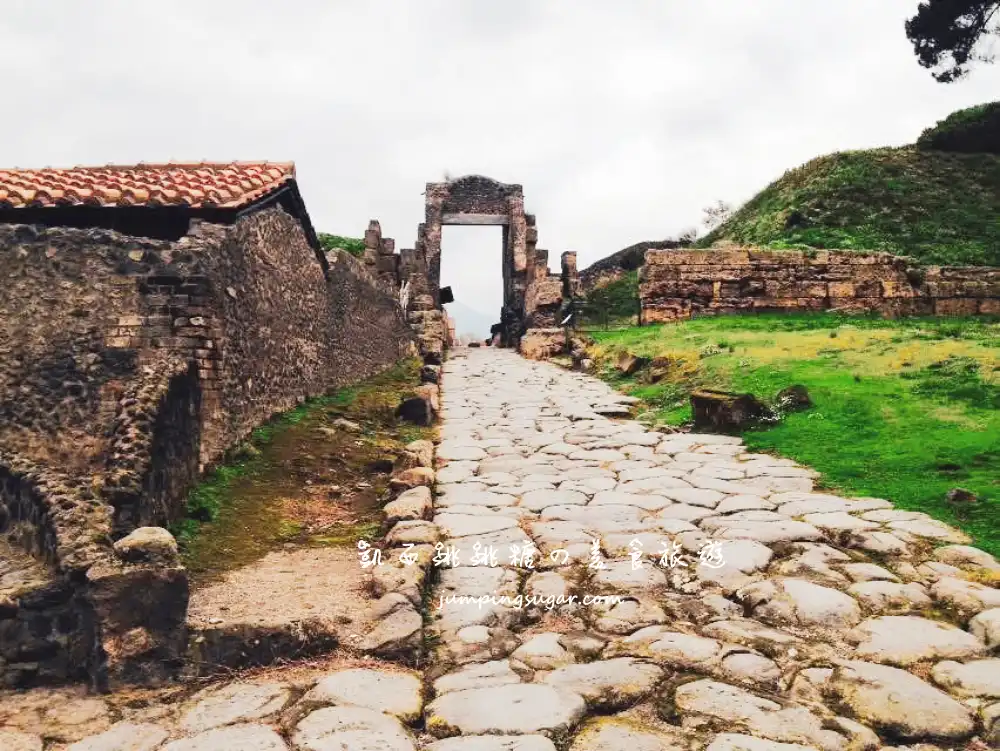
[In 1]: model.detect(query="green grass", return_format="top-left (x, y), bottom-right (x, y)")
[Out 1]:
top-left (697, 145), bottom-right (1000, 266)
top-left (317, 233), bottom-right (365, 257)
top-left (590, 313), bottom-right (1000, 556)
top-left (171, 359), bottom-right (431, 579)
top-left (580, 271), bottom-right (641, 327)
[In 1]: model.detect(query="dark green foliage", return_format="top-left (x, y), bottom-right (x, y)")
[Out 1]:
top-left (918, 101), bottom-right (1000, 153)
top-left (698, 146), bottom-right (1000, 266)
top-left (580, 271), bottom-right (640, 327)
top-left (317, 233), bottom-right (365, 258)
top-left (906, 1), bottom-right (1000, 82)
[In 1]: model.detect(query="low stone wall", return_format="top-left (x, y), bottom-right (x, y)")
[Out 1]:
top-left (0, 208), bottom-right (415, 688)
top-left (640, 248), bottom-right (1000, 323)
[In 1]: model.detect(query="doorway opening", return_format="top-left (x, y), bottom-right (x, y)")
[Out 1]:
top-left (439, 225), bottom-right (503, 344)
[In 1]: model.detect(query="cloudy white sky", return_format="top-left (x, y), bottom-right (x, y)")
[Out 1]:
top-left (2, 1), bottom-right (999, 334)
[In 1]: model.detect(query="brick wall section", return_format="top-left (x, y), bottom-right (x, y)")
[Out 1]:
top-left (441, 175), bottom-right (519, 216)
top-left (639, 248), bottom-right (1000, 323)
top-left (0, 207), bottom-right (415, 687)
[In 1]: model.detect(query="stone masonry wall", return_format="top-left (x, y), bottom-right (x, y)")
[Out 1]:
top-left (0, 208), bottom-right (415, 688)
top-left (640, 248), bottom-right (1000, 323)
top-left (441, 175), bottom-right (518, 216)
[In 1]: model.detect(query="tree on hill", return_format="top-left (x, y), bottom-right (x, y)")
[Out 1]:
top-left (677, 227), bottom-right (700, 243)
top-left (906, 1), bottom-right (1000, 82)
top-left (702, 200), bottom-right (734, 232)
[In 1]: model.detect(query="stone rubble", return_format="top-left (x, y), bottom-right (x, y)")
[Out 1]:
top-left (5, 348), bottom-right (999, 750)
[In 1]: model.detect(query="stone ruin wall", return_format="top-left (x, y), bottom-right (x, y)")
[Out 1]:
top-left (524, 248), bottom-right (581, 329)
top-left (357, 219), bottom-right (447, 365)
top-left (640, 248), bottom-right (1000, 323)
top-left (0, 208), bottom-right (415, 688)
top-left (410, 177), bottom-right (531, 354)
top-left (579, 240), bottom-right (688, 295)
top-left (373, 174), bottom-right (584, 361)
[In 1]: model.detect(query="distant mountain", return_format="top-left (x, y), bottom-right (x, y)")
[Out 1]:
top-left (446, 300), bottom-right (496, 339)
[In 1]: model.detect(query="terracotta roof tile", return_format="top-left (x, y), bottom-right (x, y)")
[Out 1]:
top-left (0, 161), bottom-right (295, 210)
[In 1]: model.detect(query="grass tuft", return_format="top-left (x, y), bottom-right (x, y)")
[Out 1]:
top-left (172, 358), bottom-right (429, 581)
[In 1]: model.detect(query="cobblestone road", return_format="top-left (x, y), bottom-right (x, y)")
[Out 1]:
top-left (3, 348), bottom-right (998, 750)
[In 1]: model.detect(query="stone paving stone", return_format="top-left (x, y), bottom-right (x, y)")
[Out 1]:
top-left (511, 632), bottom-right (576, 670)
top-left (519, 488), bottom-right (588, 511)
top-left (931, 658), bottom-right (1000, 699)
top-left (720, 652), bottom-right (782, 686)
top-left (592, 596), bottom-right (669, 634)
top-left (738, 578), bottom-right (862, 630)
top-left (179, 682), bottom-right (289, 734)
top-left (591, 490), bottom-right (673, 511)
top-left (65, 723), bottom-right (169, 751)
top-left (593, 560), bottom-right (668, 590)
top-left (847, 580), bottom-right (932, 613)
top-left (825, 661), bottom-right (975, 743)
top-left (847, 615), bottom-right (988, 666)
top-left (674, 679), bottom-right (844, 749)
top-left (434, 513), bottom-right (518, 537)
top-left (930, 576), bottom-right (1000, 615)
top-left (933, 544), bottom-right (1000, 571)
top-left (291, 706), bottom-right (415, 751)
top-left (432, 660), bottom-right (522, 698)
top-left (609, 626), bottom-right (722, 668)
top-left (163, 724), bottom-right (289, 751)
top-left (569, 717), bottom-right (692, 750)
top-left (713, 520), bottom-right (823, 543)
top-left (541, 657), bottom-right (663, 710)
top-left (425, 684), bottom-right (586, 741)
top-left (301, 668), bottom-right (422, 723)
top-left (705, 734), bottom-right (820, 751)
top-left (969, 607), bottom-right (1000, 648)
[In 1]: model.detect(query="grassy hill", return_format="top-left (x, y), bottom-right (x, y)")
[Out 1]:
top-left (699, 103), bottom-right (1000, 267)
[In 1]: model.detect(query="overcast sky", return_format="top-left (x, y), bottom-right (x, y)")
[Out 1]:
top-left (2, 1), bottom-right (999, 332)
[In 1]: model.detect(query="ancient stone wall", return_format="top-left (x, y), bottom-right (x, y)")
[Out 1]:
top-left (0, 208), bottom-right (415, 688)
top-left (640, 248), bottom-right (1000, 323)
top-left (523, 248), bottom-right (561, 329)
top-left (421, 176), bottom-right (527, 315)
top-left (0, 225), bottom-right (177, 477)
top-left (441, 175), bottom-right (513, 216)
top-left (523, 249), bottom-right (580, 330)
top-left (362, 220), bottom-right (402, 296)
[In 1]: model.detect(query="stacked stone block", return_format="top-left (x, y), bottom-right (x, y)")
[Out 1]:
top-left (640, 248), bottom-right (1000, 323)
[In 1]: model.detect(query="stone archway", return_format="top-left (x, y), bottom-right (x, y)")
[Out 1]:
top-left (401, 175), bottom-right (578, 360)
top-left (418, 176), bottom-right (529, 335)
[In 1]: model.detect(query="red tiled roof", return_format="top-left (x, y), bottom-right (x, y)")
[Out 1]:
top-left (0, 161), bottom-right (296, 210)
